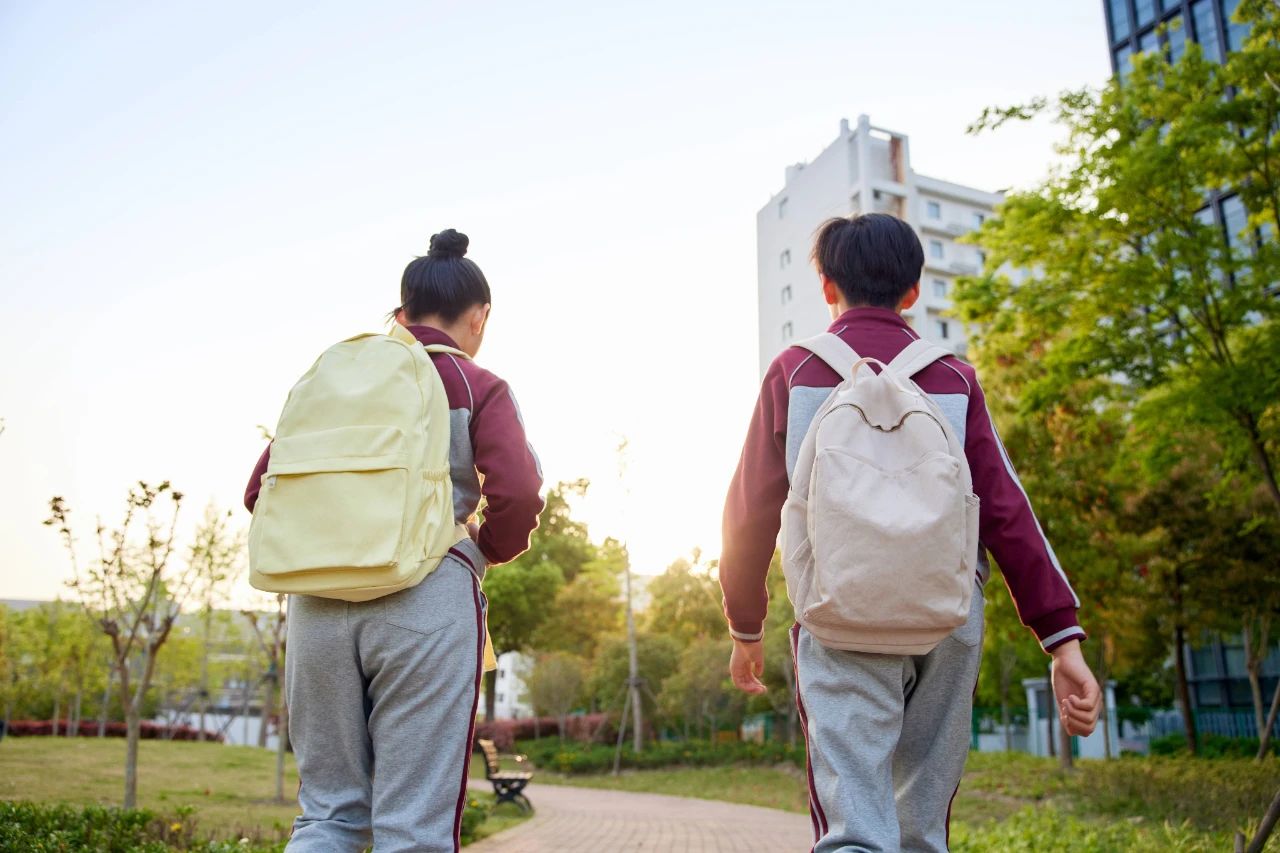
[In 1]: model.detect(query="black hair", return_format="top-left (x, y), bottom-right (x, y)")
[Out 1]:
top-left (396, 229), bottom-right (492, 323)
top-left (810, 213), bottom-right (924, 310)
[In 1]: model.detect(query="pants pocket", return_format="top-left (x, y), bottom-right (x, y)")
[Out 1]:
top-left (383, 558), bottom-right (468, 637)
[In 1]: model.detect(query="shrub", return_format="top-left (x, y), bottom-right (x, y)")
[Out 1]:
top-left (951, 806), bottom-right (1237, 852)
top-left (0, 801), bottom-right (283, 852)
top-left (1149, 733), bottom-right (1277, 759)
top-left (473, 713), bottom-right (613, 750)
top-left (5, 720), bottom-right (224, 742)
top-left (458, 797), bottom-right (489, 845)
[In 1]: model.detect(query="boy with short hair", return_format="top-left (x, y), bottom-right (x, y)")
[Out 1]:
top-left (720, 213), bottom-right (1099, 852)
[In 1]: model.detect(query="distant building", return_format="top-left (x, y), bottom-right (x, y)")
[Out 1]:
top-left (494, 651), bottom-right (533, 719)
top-left (1101, 0), bottom-right (1275, 730)
top-left (756, 114), bottom-right (1001, 378)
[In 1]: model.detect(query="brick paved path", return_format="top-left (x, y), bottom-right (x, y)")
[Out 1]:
top-left (467, 781), bottom-right (812, 852)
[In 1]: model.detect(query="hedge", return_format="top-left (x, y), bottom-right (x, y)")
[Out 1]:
top-left (4, 720), bottom-right (224, 742)
top-left (473, 713), bottom-right (613, 750)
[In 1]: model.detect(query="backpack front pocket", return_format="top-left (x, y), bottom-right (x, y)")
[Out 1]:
top-left (805, 448), bottom-right (970, 633)
top-left (252, 426), bottom-right (412, 576)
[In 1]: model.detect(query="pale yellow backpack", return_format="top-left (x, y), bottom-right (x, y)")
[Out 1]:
top-left (249, 323), bottom-right (469, 601)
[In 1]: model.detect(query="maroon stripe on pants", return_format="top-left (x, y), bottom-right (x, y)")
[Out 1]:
top-left (450, 575), bottom-right (486, 852)
top-left (791, 623), bottom-right (828, 849)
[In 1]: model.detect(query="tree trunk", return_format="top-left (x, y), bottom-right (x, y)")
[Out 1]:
top-left (1096, 637), bottom-right (1112, 760)
top-left (124, 708), bottom-right (141, 809)
top-left (1174, 624), bottom-right (1198, 755)
top-left (1258, 676), bottom-right (1280, 760)
top-left (51, 694), bottom-right (61, 738)
top-left (274, 690), bottom-right (288, 803)
top-left (1001, 699), bottom-right (1012, 752)
top-left (484, 670), bottom-right (496, 723)
top-left (98, 678), bottom-right (111, 738)
top-left (1244, 784), bottom-right (1280, 853)
top-left (199, 608), bottom-right (212, 742)
top-left (1058, 715), bottom-right (1074, 770)
top-left (71, 688), bottom-right (83, 737)
top-left (1243, 615), bottom-right (1271, 742)
top-left (781, 653), bottom-right (798, 749)
top-left (259, 674), bottom-right (275, 749)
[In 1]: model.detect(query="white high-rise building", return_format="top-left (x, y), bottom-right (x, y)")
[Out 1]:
top-left (756, 114), bottom-right (1003, 378)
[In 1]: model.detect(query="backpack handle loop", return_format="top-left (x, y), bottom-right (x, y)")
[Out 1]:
top-left (850, 357), bottom-right (914, 395)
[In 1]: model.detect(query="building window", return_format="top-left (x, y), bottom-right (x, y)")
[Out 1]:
top-left (780, 249), bottom-right (791, 268)
top-left (498, 668), bottom-right (506, 679)
top-left (933, 279), bottom-right (947, 299)
top-left (778, 198), bottom-right (788, 219)
top-left (929, 240), bottom-right (944, 259)
top-left (972, 212), bottom-right (985, 228)
top-left (497, 693), bottom-right (505, 703)
top-left (1115, 46), bottom-right (1135, 82)
top-left (936, 320), bottom-right (950, 340)
top-left (1223, 0), bottom-right (1248, 53)
top-left (1135, 0), bottom-right (1156, 27)
top-left (1221, 194), bottom-right (1249, 251)
top-left (1167, 14), bottom-right (1187, 65)
top-left (1138, 29), bottom-right (1159, 57)
top-left (1192, 0), bottom-right (1223, 62)
top-left (782, 321), bottom-right (793, 341)
top-left (976, 250), bottom-right (987, 268)
top-left (927, 201), bottom-right (941, 219)
top-left (781, 285), bottom-right (792, 304)
top-left (1108, 0), bottom-right (1131, 41)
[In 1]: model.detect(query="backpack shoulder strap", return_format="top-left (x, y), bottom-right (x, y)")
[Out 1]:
top-left (886, 338), bottom-right (952, 379)
top-left (794, 333), bottom-right (861, 380)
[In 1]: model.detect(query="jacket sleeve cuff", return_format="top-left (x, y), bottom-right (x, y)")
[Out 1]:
top-left (728, 621), bottom-right (764, 643)
top-left (1030, 607), bottom-right (1087, 652)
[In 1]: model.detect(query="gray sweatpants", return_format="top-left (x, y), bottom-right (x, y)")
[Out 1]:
top-left (284, 549), bottom-right (486, 853)
top-left (794, 583), bottom-right (984, 853)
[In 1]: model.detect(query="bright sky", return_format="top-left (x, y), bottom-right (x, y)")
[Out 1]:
top-left (0, 1), bottom-right (1111, 602)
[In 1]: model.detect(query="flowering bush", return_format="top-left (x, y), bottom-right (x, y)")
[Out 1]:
top-left (473, 713), bottom-right (613, 750)
top-left (5, 719), bottom-right (224, 742)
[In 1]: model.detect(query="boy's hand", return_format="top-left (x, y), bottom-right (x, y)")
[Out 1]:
top-left (730, 639), bottom-right (767, 695)
top-left (1051, 640), bottom-right (1101, 736)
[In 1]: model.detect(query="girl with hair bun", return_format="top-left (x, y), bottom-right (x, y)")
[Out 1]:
top-left (244, 229), bottom-right (544, 851)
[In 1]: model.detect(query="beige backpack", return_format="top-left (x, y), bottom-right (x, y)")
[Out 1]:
top-left (248, 323), bottom-right (469, 601)
top-left (781, 334), bottom-right (981, 654)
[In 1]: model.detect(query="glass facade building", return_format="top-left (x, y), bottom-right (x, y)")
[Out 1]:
top-left (1102, 0), bottom-right (1276, 725)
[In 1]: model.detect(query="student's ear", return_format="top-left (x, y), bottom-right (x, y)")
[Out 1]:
top-left (899, 282), bottom-right (921, 312)
top-left (821, 276), bottom-right (840, 306)
top-left (394, 308), bottom-right (408, 327)
top-left (471, 303), bottom-right (491, 337)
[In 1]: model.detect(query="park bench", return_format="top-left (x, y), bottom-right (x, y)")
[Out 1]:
top-left (476, 738), bottom-right (534, 813)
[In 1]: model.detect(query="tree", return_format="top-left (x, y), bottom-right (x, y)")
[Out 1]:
top-left (760, 552), bottom-right (799, 747)
top-left (525, 652), bottom-right (586, 740)
top-left (588, 633), bottom-right (679, 731)
top-left (658, 637), bottom-right (745, 741)
top-left (643, 552), bottom-right (725, 645)
top-left (482, 480), bottom-right (598, 720)
top-left (188, 505), bottom-right (243, 741)
top-left (45, 481), bottom-right (197, 808)
top-left (244, 595), bottom-right (289, 802)
top-left (965, 16), bottom-right (1280, 520)
top-left (531, 537), bottom-right (624, 659)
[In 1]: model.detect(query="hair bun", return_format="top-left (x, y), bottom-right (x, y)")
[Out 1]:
top-left (428, 229), bottom-right (469, 259)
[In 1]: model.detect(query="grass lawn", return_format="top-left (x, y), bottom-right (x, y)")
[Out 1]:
top-left (1, 737), bottom-right (525, 846)
top-left (496, 747), bottom-right (1279, 851)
